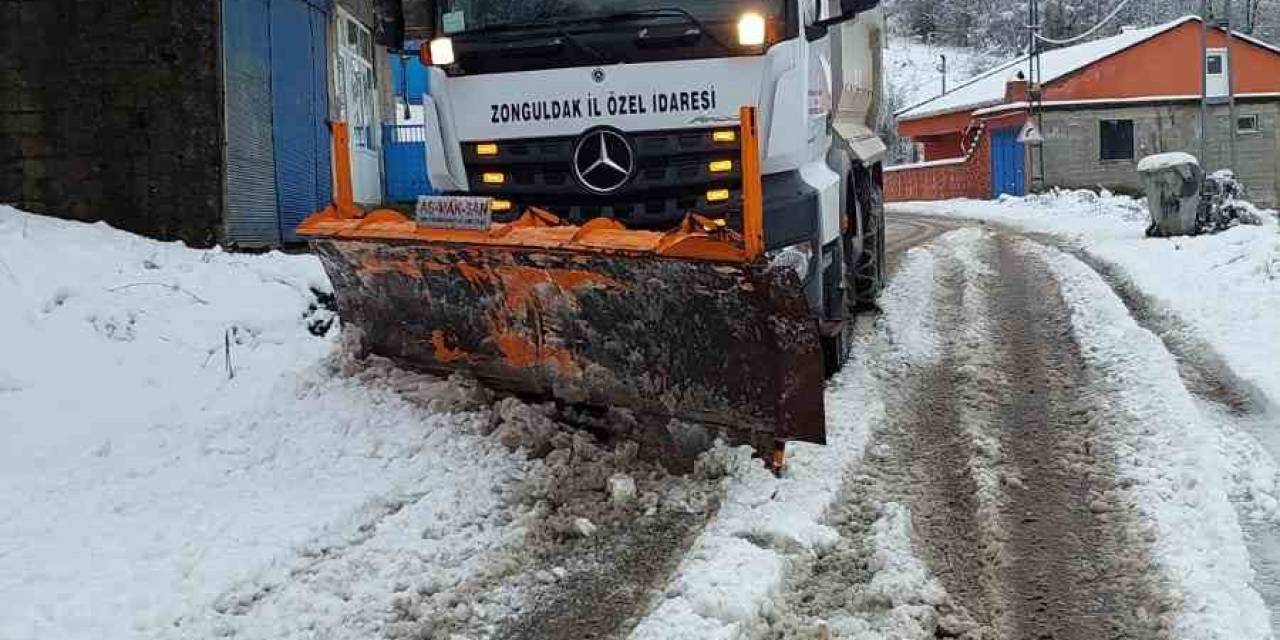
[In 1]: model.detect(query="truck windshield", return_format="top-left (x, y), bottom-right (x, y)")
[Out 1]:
top-left (437, 0), bottom-right (785, 34)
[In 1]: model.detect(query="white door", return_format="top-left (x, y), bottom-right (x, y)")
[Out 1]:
top-left (1206, 48), bottom-right (1230, 98)
top-left (335, 10), bottom-right (381, 204)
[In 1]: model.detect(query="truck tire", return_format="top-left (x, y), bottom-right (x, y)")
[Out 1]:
top-left (820, 242), bottom-right (851, 378)
top-left (853, 163), bottom-right (885, 308)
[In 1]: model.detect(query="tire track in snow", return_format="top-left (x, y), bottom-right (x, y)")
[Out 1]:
top-left (1031, 235), bottom-right (1280, 635)
top-left (991, 236), bottom-right (1170, 640)
top-left (876, 237), bottom-right (1000, 627)
top-left (759, 230), bottom-right (1177, 639)
top-left (1025, 239), bottom-right (1270, 638)
top-left (757, 236), bottom-right (994, 639)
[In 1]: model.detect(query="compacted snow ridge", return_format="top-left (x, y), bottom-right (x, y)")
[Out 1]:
top-left (1024, 239), bottom-right (1272, 639)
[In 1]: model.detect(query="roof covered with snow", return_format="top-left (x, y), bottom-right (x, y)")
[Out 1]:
top-left (896, 16), bottom-right (1210, 121)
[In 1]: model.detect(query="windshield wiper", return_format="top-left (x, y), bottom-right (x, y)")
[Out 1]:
top-left (585, 7), bottom-right (734, 54)
top-left (464, 19), bottom-right (608, 62)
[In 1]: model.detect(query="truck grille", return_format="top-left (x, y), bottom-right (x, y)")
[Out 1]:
top-left (459, 127), bottom-right (743, 227)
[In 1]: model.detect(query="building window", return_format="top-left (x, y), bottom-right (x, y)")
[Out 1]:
top-left (1206, 53), bottom-right (1224, 75)
top-left (1099, 119), bottom-right (1135, 161)
top-left (1238, 114), bottom-right (1260, 133)
top-left (1206, 49), bottom-right (1230, 97)
top-left (337, 14), bottom-right (378, 152)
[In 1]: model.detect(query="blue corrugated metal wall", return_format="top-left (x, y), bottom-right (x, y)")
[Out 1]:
top-left (991, 127), bottom-right (1025, 198)
top-left (223, 0), bottom-right (280, 246)
top-left (223, 0), bottom-right (332, 246)
top-left (269, 0), bottom-right (331, 242)
top-left (311, 8), bottom-right (333, 218)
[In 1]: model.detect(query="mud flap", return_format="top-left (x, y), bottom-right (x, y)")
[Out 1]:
top-left (312, 238), bottom-right (826, 449)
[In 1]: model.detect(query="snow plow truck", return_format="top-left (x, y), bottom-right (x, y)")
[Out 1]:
top-left (298, 0), bottom-right (888, 465)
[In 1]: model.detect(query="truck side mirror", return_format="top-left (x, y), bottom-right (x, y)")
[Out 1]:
top-left (374, 0), bottom-right (406, 51)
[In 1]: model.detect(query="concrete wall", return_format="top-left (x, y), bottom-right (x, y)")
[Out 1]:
top-left (0, 0), bottom-right (224, 245)
top-left (1040, 100), bottom-right (1280, 207)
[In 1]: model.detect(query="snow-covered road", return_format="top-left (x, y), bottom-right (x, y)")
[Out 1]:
top-left (3, 199), bottom-right (1280, 639)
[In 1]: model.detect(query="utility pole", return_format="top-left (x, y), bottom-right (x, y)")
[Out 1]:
top-left (1199, 0), bottom-right (1209, 167)
top-left (1225, 0), bottom-right (1240, 175)
top-left (1027, 0), bottom-right (1046, 192)
top-left (939, 54), bottom-right (947, 94)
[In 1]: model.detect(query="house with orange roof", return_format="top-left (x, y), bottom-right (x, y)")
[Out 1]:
top-left (885, 16), bottom-right (1280, 206)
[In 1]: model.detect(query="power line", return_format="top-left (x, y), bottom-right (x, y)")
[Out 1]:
top-left (1034, 0), bottom-right (1138, 45)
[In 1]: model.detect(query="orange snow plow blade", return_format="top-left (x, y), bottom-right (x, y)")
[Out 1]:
top-left (299, 108), bottom-right (825, 452)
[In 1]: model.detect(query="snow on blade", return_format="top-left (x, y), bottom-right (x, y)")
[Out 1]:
top-left (1022, 239), bottom-right (1271, 640)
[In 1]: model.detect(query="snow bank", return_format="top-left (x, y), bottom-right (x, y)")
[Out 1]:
top-left (890, 188), bottom-right (1151, 238)
top-left (0, 208), bottom-right (522, 639)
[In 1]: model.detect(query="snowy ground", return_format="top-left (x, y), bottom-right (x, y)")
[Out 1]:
top-left (891, 193), bottom-right (1280, 637)
top-left (0, 207), bottom-right (715, 640)
top-left (6, 197), bottom-right (1280, 639)
top-left (889, 192), bottom-right (1280, 406)
top-left (0, 206), bottom-right (522, 639)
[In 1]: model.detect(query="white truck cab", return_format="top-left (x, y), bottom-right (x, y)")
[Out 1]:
top-left (395, 0), bottom-right (887, 372)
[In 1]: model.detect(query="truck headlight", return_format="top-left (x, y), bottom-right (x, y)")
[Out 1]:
top-left (767, 242), bottom-right (813, 282)
top-left (428, 37), bottom-right (455, 66)
top-left (738, 12), bottom-right (766, 46)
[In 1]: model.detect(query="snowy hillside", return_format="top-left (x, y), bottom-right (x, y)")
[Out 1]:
top-left (883, 34), bottom-right (997, 114)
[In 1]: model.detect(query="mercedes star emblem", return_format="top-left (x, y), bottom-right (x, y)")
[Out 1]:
top-left (572, 129), bottom-right (635, 194)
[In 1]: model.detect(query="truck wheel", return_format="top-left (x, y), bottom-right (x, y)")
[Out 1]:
top-left (821, 242), bottom-right (851, 378)
top-left (853, 164), bottom-right (885, 308)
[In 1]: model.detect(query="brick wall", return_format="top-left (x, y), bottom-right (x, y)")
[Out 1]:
top-left (0, 0), bottom-right (224, 246)
top-left (885, 128), bottom-right (992, 202)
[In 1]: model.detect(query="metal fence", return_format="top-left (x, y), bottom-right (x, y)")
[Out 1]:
top-left (382, 124), bottom-right (435, 203)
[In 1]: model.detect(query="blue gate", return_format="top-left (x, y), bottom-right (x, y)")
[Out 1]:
top-left (391, 48), bottom-right (429, 105)
top-left (383, 46), bottom-right (435, 203)
top-left (383, 125), bottom-right (435, 202)
top-left (991, 126), bottom-right (1025, 198)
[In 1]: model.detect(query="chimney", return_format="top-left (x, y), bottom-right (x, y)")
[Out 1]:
top-left (1005, 78), bottom-right (1029, 103)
